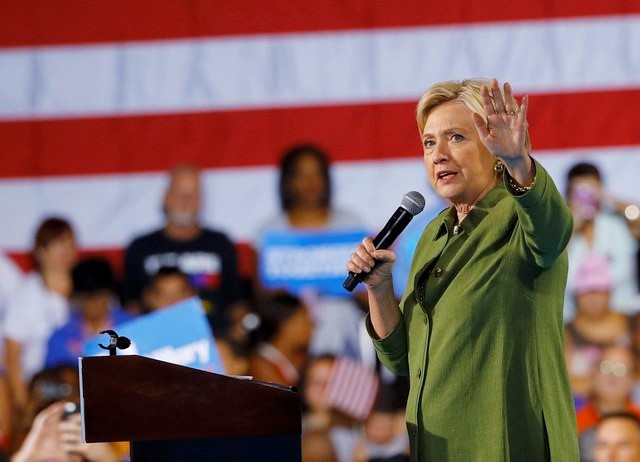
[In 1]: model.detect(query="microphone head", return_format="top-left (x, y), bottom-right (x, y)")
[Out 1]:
top-left (400, 191), bottom-right (426, 216)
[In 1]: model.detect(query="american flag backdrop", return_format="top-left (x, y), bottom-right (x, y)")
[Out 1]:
top-left (1, 1), bottom-right (639, 275)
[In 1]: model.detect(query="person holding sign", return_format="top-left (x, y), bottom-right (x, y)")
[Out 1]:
top-left (122, 164), bottom-right (247, 336)
top-left (257, 144), bottom-right (367, 360)
top-left (346, 79), bottom-right (579, 460)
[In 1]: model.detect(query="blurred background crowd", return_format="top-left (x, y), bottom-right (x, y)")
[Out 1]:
top-left (0, 146), bottom-right (639, 461)
top-left (2, 2), bottom-right (640, 461)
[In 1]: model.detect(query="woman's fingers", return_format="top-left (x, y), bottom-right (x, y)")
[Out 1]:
top-left (471, 112), bottom-right (490, 138)
top-left (480, 84), bottom-right (496, 117)
top-left (483, 80), bottom-right (523, 119)
top-left (360, 236), bottom-right (375, 253)
top-left (518, 94), bottom-right (529, 123)
top-left (503, 82), bottom-right (519, 114)
top-left (481, 80), bottom-right (519, 122)
top-left (474, 79), bottom-right (530, 162)
top-left (347, 240), bottom-right (376, 273)
top-left (490, 79), bottom-right (506, 114)
top-left (346, 237), bottom-right (398, 274)
top-left (371, 249), bottom-right (396, 265)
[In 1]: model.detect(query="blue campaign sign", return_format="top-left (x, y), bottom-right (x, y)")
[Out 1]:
top-left (84, 297), bottom-right (224, 373)
top-left (259, 229), bottom-right (368, 296)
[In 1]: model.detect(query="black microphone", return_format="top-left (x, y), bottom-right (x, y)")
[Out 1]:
top-left (343, 191), bottom-right (425, 292)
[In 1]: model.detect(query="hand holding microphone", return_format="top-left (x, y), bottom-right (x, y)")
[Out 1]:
top-left (344, 191), bottom-right (425, 291)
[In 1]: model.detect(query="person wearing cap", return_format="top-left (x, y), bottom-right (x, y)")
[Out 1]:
top-left (565, 256), bottom-right (639, 405)
top-left (44, 257), bottom-right (134, 369)
top-left (564, 162), bottom-right (640, 322)
top-left (346, 79), bottom-right (578, 460)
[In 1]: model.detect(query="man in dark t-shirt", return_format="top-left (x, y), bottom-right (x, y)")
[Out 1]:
top-left (122, 164), bottom-right (245, 334)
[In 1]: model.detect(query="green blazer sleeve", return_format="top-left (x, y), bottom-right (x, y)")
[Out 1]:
top-left (507, 158), bottom-right (573, 269)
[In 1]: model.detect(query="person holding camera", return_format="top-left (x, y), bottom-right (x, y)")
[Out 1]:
top-left (8, 366), bottom-right (120, 461)
top-left (11, 401), bottom-right (118, 462)
top-left (564, 162), bottom-right (640, 322)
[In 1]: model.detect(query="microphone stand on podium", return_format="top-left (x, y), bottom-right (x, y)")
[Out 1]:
top-left (79, 331), bottom-right (302, 462)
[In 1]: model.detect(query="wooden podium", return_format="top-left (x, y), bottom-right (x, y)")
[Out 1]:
top-left (79, 355), bottom-right (301, 461)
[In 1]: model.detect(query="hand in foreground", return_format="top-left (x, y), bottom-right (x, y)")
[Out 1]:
top-left (11, 402), bottom-right (68, 462)
top-left (59, 413), bottom-right (119, 462)
top-left (346, 237), bottom-right (396, 291)
top-left (12, 402), bottom-right (119, 462)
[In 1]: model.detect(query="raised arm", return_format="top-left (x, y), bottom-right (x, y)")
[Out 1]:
top-left (472, 79), bottom-right (572, 266)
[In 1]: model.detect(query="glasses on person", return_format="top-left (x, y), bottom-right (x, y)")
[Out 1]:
top-left (599, 360), bottom-right (629, 377)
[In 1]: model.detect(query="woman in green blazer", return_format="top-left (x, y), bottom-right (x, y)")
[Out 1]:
top-left (347, 79), bottom-right (579, 461)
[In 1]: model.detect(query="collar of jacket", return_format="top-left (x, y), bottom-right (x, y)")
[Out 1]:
top-left (434, 181), bottom-right (508, 239)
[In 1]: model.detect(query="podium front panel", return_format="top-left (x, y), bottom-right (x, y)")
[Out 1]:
top-left (80, 355), bottom-right (301, 443)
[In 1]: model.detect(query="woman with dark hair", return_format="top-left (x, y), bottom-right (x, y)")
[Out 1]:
top-left (279, 144), bottom-right (331, 213)
top-left (247, 291), bottom-right (313, 387)
top-left (3, 217), bottom-right (77, 426)
top-left (256, 144), bottom-right (366, 360)
top-left (271, 143), bottom-right (359, 230)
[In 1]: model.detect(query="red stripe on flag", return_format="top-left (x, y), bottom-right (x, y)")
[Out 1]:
top-left (1, 88), bottom-right (640, 179)
top-left (1, 1), bottom-right (638, 48)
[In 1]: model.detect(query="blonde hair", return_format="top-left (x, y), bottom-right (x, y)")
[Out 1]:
top-left (416, 79), bottom-right (530, 148)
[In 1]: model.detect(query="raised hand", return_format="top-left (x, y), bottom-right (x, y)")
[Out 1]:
top-left (472, 79), bottom-right (535, 187)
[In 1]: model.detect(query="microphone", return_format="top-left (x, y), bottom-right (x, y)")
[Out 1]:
top-left (343, 191), bottom-right (425, 292)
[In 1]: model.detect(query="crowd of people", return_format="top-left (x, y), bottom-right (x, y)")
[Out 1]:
top-left (563, 162), bottom-right (640, 461)
top-left (0, 135), bottom-right (639, 459)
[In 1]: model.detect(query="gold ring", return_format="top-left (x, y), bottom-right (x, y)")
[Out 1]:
top-left (506, 110), bottom-right (519, 116)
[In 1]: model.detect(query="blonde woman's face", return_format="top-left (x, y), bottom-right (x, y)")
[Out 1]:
top-left (421, 101), bottom-right (496, 206)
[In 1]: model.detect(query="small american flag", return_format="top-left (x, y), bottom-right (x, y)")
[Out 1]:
top-left (323, 357), bottom-right (380, 421)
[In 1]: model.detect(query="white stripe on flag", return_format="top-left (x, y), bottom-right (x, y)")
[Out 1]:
top-left (1, 147), bottom-right (639, 252)
top-left (1, 15), bottom-right (640, 120)
top-left (1, 147), bottom-right (640, 251)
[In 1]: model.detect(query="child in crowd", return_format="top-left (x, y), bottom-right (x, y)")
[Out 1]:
top-left (565, 255), bottom-right (639, 407)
